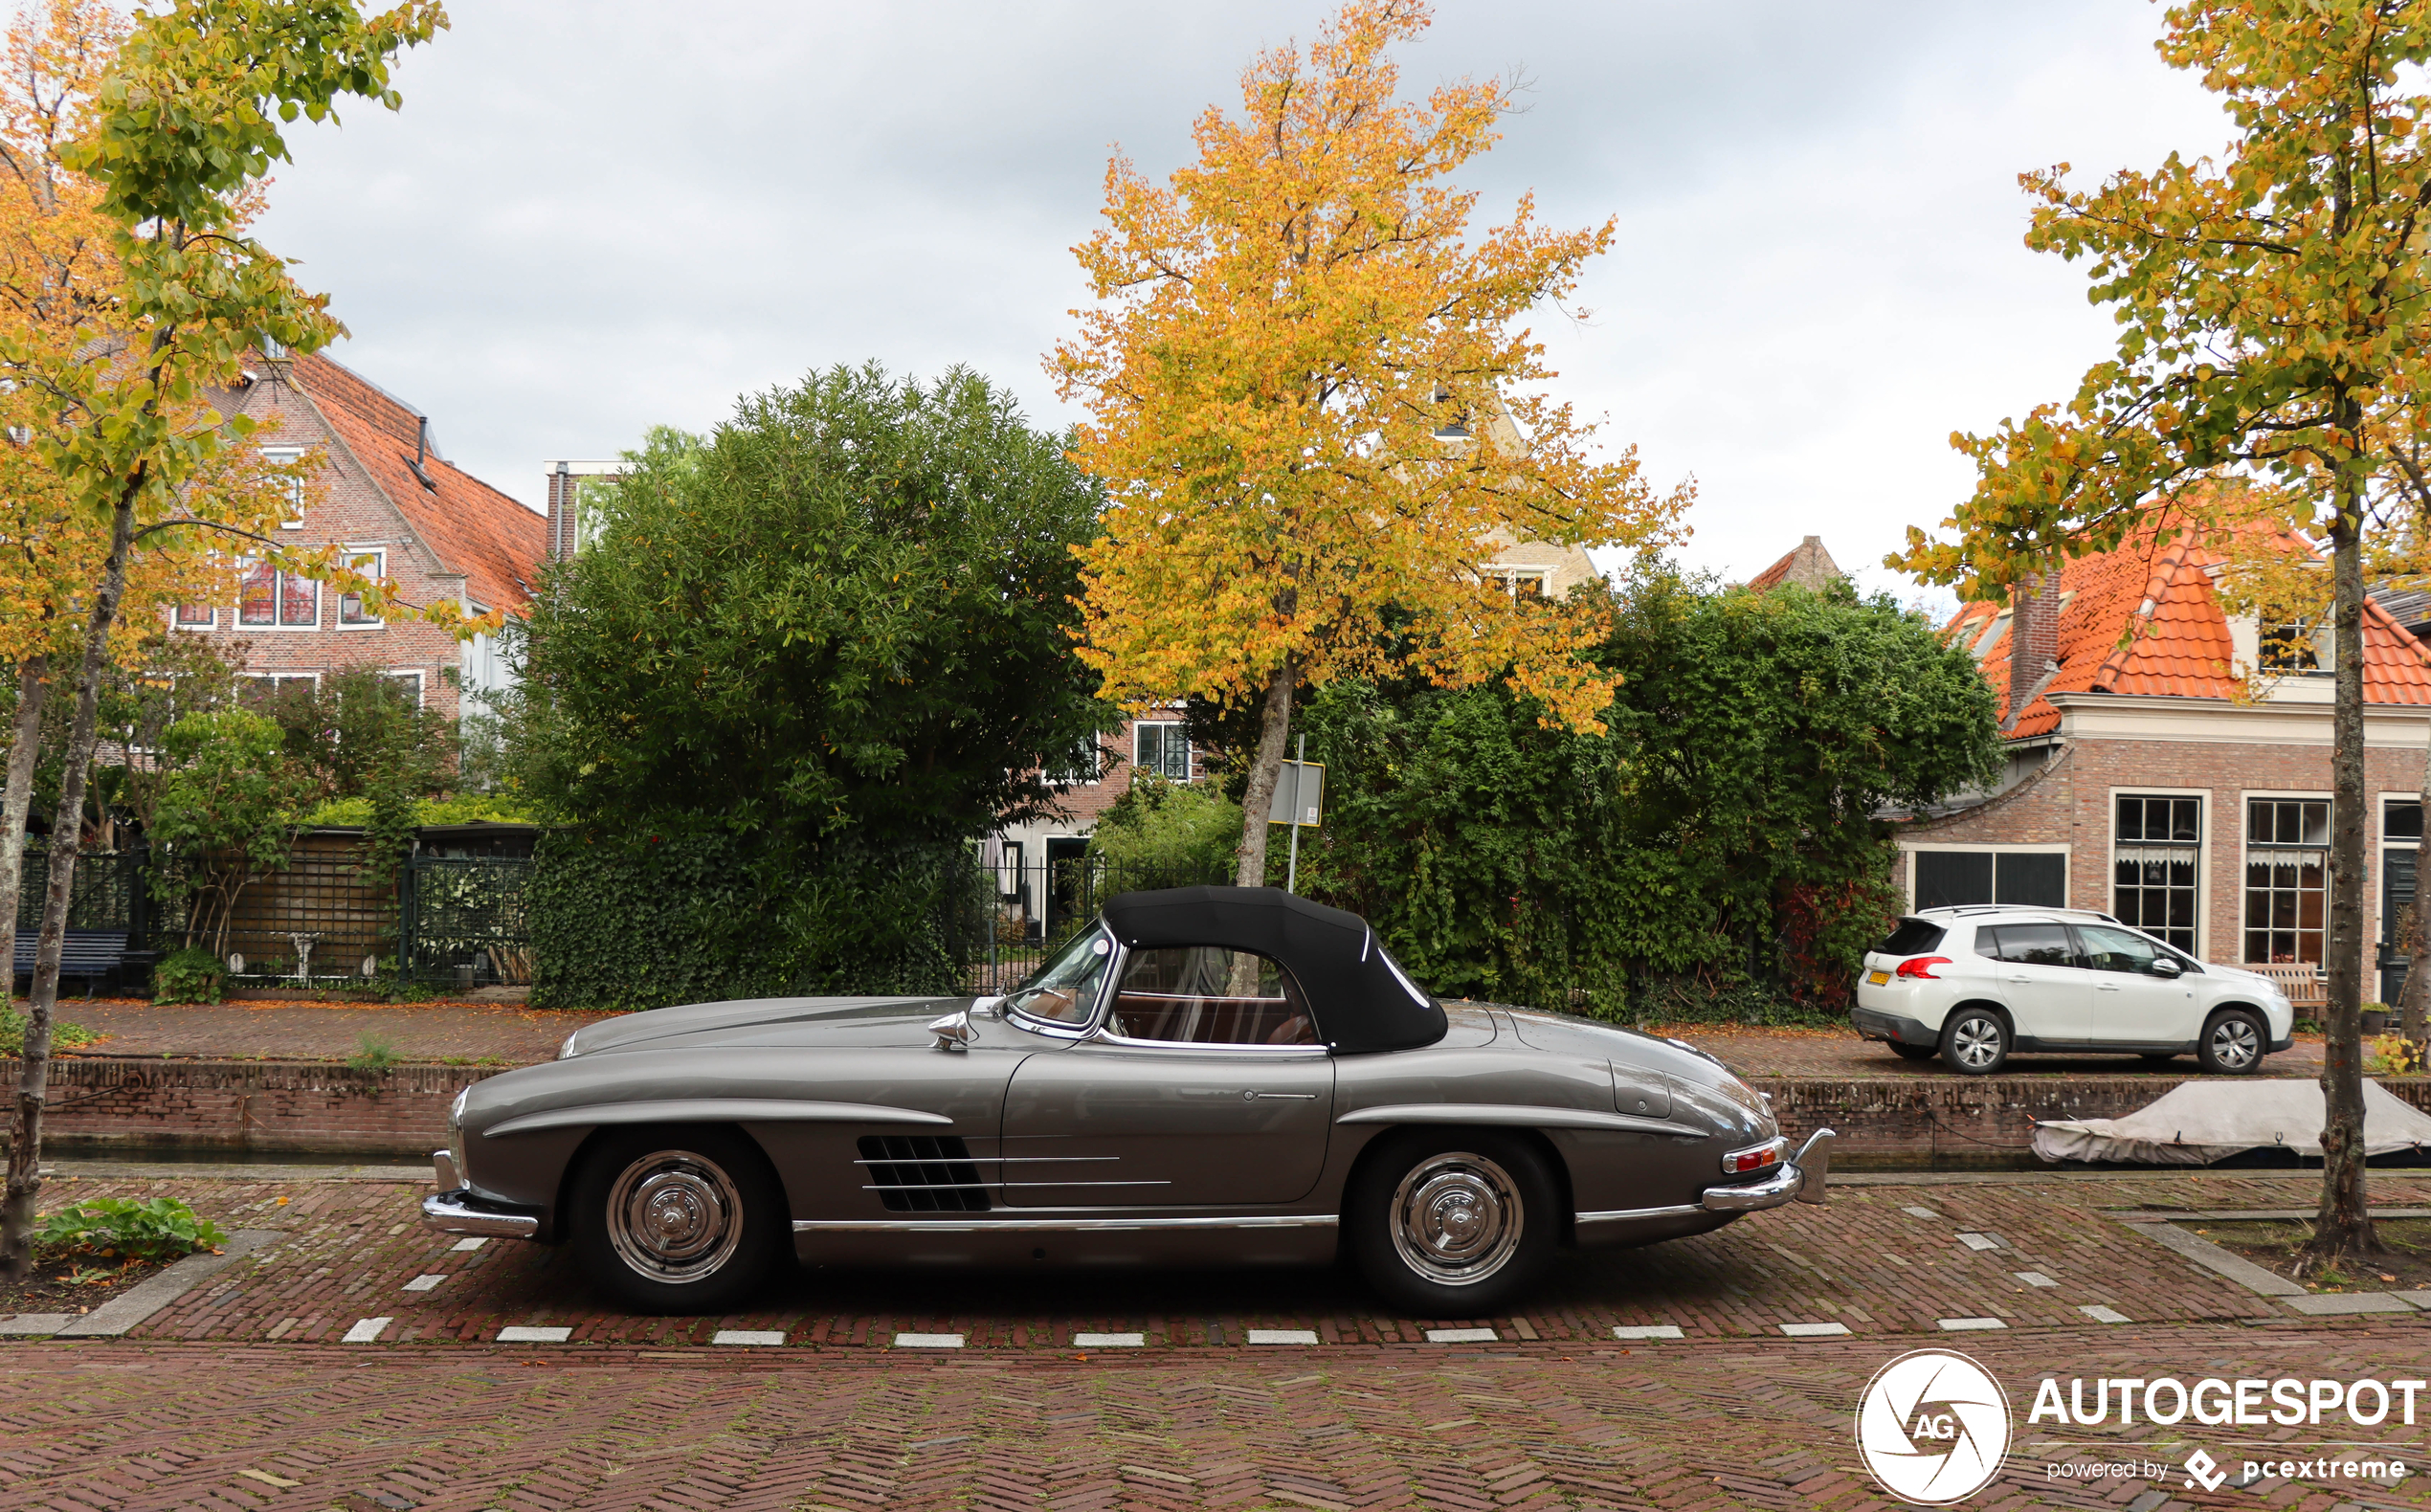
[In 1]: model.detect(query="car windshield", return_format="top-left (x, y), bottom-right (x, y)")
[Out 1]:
top-left (1006, 924), bottom-right (1116, 1027)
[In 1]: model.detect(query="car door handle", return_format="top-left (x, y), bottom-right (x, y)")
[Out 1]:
top-left (2096, 982), bottom-right (2122, 991)
top-left (2006, 975), bottom-right (2030, 983)
top-left (1242, 1090), bottom-right (1317, 1101)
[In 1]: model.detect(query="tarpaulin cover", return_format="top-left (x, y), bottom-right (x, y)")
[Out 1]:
top-left (2032, 1078), bottom-right (2431, 1165)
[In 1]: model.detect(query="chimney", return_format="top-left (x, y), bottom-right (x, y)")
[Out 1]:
top-left (546, 461), bottom-right (574, 562)
top-left (2002, 567), bottom-right (2066, 732)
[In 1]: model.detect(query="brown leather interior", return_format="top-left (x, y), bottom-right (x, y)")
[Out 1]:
top-left (1109, 991), bottom-right (1318, 1046)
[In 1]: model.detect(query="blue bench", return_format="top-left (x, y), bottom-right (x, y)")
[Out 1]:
top-left (11, 930), bottom-right (128, 997)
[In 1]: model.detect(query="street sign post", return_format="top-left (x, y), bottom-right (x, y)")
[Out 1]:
top-left (1271, 740), bottom-right (1324, 892)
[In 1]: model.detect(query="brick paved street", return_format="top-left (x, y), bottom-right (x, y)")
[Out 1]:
top-left (6, 1167), bottom-right (2431, 1508)
top-left (2, 1324), bottom-right (2425, 1511)
top-left (1677, 1026), bottom-right (2332, 1080)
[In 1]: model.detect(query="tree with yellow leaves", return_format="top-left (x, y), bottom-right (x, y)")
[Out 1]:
top-left (1053, 0), bottom-right (1688, 888)
top-left (1892, 0), bottom-right (2431, 1269)
top-left (1, 0), bottom-right (458, 1281)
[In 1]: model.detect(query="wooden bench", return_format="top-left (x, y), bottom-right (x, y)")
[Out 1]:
top-left (11, 930), bottom-right (129, 998)
top-left (2253, 961), bottom-right (2328, 1011)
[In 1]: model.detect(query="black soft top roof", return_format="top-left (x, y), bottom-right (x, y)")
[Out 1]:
top-left (1099, 886), bottom-right (1447, 1055)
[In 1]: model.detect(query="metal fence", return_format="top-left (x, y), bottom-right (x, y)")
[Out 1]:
top-left (962, 853), bottom-right (1228, 992)
top-left (401, 856), bottom-right (533, 991)
top-left (12, 849), bottom-right (143, 935)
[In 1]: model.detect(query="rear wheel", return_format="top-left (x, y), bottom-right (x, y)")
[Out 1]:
top-left (1940, 1008), bottom-right (2010, 1076)
top-left (1888, 1041), bottom-right (1938, 1062)
top-left (2197, 1010), bottom-right (2266, 1075)
top-left (570, 1126), bottom-right (787, 1313)
top-left (1348, 1130), bottom-right (1557, 1315)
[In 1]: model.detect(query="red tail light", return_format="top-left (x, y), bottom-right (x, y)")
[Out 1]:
top-left (1722, 1137), bottom-right (1787, 1174)
top-left (1894, 955), bottom-right (1951, 980)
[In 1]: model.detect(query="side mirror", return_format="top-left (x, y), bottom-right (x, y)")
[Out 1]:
top-left (2151, 957), bottom-right (2183, 978)
top-left (928, 1010), bottom-right (975, 1053)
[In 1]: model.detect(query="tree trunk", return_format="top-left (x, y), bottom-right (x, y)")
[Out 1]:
top-left (1233, 659), bottom-right (1297, 890)
top-left (1, 488), bottom-right (138, 1280)
top-left (2405, 720), bottom-right (2431, 1048)
top-left (2306, 463), bottom-right (2377, 1273)
top-left (0, 657), bottom-right (50, 1013)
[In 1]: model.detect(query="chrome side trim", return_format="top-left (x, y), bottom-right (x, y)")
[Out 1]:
top-left (792, 1213), bottom-right (1338, 1234)
top-left (420, 1190), bottom-right (541, 1238)
top-left (484, 1099), bottom-right (953, 1138)
top-left (853, 1155), bottom-right (1117, 1166)
top-left (1336, 1103), bottom-right (1708, 1137)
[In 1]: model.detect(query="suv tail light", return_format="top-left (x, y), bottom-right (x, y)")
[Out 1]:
top-left (1894, 955), bottom-right (1951, 980)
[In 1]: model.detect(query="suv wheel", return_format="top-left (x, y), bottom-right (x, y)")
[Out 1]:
top-left (1940, 1008), bottom-right (2009, 1075)
top-left (2197, 1010), bottom-right (2266, 1075)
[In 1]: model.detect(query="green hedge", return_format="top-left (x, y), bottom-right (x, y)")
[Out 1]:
top-left (528, 830), bottom-right (974, 1012)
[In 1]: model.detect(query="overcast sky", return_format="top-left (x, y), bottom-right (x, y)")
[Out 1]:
top-left (252, 1), bottom-right (2232, 611)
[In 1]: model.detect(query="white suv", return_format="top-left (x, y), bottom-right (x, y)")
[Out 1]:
top-left (1853, 905), bottom-right (2293, 1076)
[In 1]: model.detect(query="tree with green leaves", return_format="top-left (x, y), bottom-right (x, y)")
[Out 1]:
top-left (1891, 0), bottom-right (2431, 1270)
top-left (2, 0), bottom-right (451, 1282)
top-left (145, 708), bottom-right (309, 955)
top-left (1289, 571), bottom-right (2000, 1015)
top-left (507, 367), bottom-right (1109, 856)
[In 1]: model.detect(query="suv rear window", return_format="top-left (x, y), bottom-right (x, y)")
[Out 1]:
top-left (1878, 919), bottom-right (1947, 956)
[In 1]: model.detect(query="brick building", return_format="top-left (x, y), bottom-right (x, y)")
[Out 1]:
top-left (174, 350), bottom-right (545, 719)
top-left (1897, 531), bottom-right (2431, 992)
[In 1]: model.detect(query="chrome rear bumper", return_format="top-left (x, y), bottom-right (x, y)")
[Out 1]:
top-left (1702, 1127), bottom-right (1833, 1212)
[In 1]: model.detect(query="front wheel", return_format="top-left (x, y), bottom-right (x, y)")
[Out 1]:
top-left (570, 1126), bottom-right (787, 1313)
top-left (1940, 1007), bottom-right (2010, 1076)
top-left (1347, 1130), bottom-right (1557, 1315)
top-left (2197, 1010), bottom-right (2267, 1075)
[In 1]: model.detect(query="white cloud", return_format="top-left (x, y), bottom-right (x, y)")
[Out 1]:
top-left (255, 0), bottom-right (2228, 606)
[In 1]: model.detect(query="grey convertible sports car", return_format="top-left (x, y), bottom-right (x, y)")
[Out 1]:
top-left (424, 887), bottom-right (1832, 1313)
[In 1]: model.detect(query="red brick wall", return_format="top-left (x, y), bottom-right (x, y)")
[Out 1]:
top-left (169, 377), bottom-right (478, 720)
top-left (1904, 732), bottom-right (2427, 968)
top-left (9, 1057), bottom-right (502, 1158)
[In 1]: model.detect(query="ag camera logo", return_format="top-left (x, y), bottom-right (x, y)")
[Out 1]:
top-left (1856, 1348), bottom-right (2013, 1504)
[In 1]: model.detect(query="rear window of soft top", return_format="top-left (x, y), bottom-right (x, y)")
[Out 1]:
top-left (1878, 918), bottom-right (1947, 957)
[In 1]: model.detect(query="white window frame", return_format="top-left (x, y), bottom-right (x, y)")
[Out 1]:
top-left (171, 601), bottom-right (214, 632)
top-left (1489, 567), bottom-right (1550, 598)
top-left (1133, 721), bottom-right (1192, 782)
top-left (1895, 840), bottom-right (2071, 912)
top-left (2240, 789), bottom-right (2333, 967)
top-left (238, 561), bottom-right (321, 631)
top-left (2108, 786), bottom-right (2210, 961)
top-left (236, 672), bottom-right (320, 704)
top-left (381, 669), bottom-right (425, 707)
top-left (259, 445), bottom-right (307, 528)
top-left (2378, 789), bottom-right (2419, 976)
top-left (338, 548), bottom-right (386, 628)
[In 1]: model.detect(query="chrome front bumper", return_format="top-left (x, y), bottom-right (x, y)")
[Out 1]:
top-left (1702, 1127), bottom-right (1834, 1213)
top-left (420, 1149), bottom-right (542, 1239)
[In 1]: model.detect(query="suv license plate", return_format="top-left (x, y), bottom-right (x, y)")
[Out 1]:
top-left (1865, 970), bottom-right (1889, 986)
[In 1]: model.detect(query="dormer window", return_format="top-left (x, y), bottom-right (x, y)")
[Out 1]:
top-left (2259, 618), bottom-right (2319, 672)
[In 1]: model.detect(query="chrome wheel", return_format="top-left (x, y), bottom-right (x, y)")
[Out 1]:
top-left (2209, 1015), bottom-right (2261, 1071)
top-left (1389, 1150), bottom-right (1524, 1287)
top-left (1950, 1015), bottom-right (2004, 1071)
top-left (604, 1149), bottom-right (745, 1284)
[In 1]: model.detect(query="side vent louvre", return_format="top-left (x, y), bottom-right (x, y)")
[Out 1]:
top-left (858, 1134), bottom-right (991, 1212)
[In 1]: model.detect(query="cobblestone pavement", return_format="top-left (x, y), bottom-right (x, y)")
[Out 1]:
top-left (9, 1168), bottom-right (2431, 1510)
top-left (2, 1324), bottom-right (2425, 1511)
top-left (54, 998), bottom-right (618, 1065)
top-left (11, 1168), bottom-right (2422, 1348)
top-left (1675, 1025), bottom-right (2333, 1079)
top-left (45, 996), bottom-right (2342, 1083)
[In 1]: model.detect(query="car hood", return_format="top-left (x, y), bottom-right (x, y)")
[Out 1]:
top-left (557, 994), bottom-right (973, 1057)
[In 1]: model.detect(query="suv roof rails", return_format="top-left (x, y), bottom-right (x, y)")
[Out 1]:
top-left (1914, 904), bottom-right (2123, 924)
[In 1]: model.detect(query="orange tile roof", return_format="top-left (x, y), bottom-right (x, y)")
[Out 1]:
top-left (293, 352), bottom-right (544, 613)
top-left (1944, 531), bottom-right (2431, 739)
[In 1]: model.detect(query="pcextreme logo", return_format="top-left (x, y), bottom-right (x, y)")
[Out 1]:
top-left (1855, 1349), bottom-right (2013, 1505)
